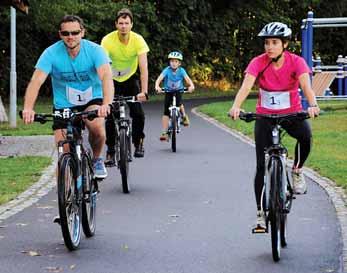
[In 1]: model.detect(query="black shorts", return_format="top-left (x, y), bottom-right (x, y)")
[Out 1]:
top-left (114, 74), bottom-right (140, 97)
top-left (52, 98), bottom-right (103, 130)
top-left (163, 92), bottom-right (182, 116)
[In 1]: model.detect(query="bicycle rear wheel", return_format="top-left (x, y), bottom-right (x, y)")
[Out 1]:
top-left (171, 111), bottom-right (177, 152)
top-left (269, 157), bottom-right (281, 262)
top-left (81, 152), bottom-right (96, 237)
top-left (58, 154), bottom-right (81, 250)
top-left (119, 128), bottom-right (130, 193)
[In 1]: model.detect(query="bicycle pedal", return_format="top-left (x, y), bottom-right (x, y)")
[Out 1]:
top-left (252, 225), bottom-right (267, 234)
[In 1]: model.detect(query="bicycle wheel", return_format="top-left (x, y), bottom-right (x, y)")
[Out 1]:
top-left (119, 128), bottom-right (130, 193)
top-left (171, 111), bottom-right (177, 152)
top-left (57, 154), bottom-right (81, 250)
top-left (269, 157), bottom-right (281, 262)
top-left (280, 214), bottom-right (287, 247)
top-left (81, 152), bottom-right (96, 237)
top-left (280, 171), bottom-right (293, 247)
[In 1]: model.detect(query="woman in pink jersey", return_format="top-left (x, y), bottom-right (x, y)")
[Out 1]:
top-left (229, 22), bottom-right (320, 230)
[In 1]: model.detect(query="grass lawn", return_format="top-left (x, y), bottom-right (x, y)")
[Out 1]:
top-left (0, 156), bottom-right (52, 205)
top-left (198, 100), bottom-right (347, 189)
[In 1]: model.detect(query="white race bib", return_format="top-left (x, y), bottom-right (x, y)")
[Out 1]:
top-left (112, 67), bottom-right (131, 78)
top-left (66, 86), bottom-right (93, 106)
top-left (260, 89), bottom-right (290, 110)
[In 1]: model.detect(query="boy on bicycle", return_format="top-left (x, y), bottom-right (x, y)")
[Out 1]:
top-left (155, 51), bottom-right (194, 141)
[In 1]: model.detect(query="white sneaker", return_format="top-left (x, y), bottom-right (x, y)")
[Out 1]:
top-left (256, 210), bottom-right (266, 228)
top-left (292, 169), bottom-right (307, 194)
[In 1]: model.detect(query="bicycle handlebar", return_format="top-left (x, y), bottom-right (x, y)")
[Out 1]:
top-left (112, 95), bottom-right (138, 103)
top-left (237, 111), bottom-right (312, 123)
top-left (19, 109), bottom-right (99, 124)
top-left (158, 87), bottom-right (188, 93)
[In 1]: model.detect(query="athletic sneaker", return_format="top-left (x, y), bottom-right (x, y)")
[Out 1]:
top-left (93, 158), bottom-right (108, 179)
top-left (159, 131), bottom-right (169, 141)
top-left (292, 168), bottom-right (307, 194)
top-left (182, 115), bottom-right (190, 126)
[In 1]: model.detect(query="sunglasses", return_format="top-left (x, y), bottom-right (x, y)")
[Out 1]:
top-left (60, 30), bottom-right (81, 37)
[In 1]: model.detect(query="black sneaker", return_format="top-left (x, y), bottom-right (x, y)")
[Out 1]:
top-left (104, 151), bottom-right (116, 167)
top-left (53, 215), bottom-right (61, 225)
top-left (134, 139), bottom-right (144, 158)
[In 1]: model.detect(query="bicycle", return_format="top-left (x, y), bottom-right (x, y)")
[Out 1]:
top-left (107, 95), bottom-right (137, 193)
top-left (239, 111), bottom-right (312, 262)
top-left (20, 108), bottom-right (101, 250)
top-left (159, 87), bottom-right (188, 152)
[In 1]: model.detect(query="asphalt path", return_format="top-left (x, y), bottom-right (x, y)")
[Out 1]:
top-left (0, 99), bottom-right (343, 273)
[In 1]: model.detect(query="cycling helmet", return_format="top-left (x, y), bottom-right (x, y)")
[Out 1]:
top-left (168, 51), bottom-right (183, 61)
top-left (258, 22), bottom-right (292, 39)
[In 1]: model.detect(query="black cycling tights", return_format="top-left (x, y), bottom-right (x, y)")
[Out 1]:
top-left (254, 118), bottom-right (312, 210)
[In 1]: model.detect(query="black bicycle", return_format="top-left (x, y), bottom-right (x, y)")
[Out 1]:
top-left (20, 109), bottom-right (101, 250)
top-left (108, 95), bottom-right (136, 193)
top-left (239, 111), bottom-right (311, 262)
top-left (159, 87), bottom-right (188, 152)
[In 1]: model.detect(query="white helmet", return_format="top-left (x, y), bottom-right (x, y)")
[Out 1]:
top-left (168, 51), bottom-right (183, 61)
top-left (258, 22), bottom-right (292, 39)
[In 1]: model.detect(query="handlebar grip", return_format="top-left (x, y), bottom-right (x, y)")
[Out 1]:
top-left (85, 109), bottom-right (99, 121)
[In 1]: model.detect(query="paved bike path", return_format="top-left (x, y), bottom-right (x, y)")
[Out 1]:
top-left (0, 99), bottom-right (343, 273)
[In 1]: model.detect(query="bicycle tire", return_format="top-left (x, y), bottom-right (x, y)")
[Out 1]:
top-left (119, 128), bottom-right (130, 193)
top-left (280, 171), bottom-right (293, 247)
top-left (171, 110), bottom-right (177, 152)
top-left (81, 152), bottom-right (96, 237)
top-left (280, 214), bottom-right (287, 247)
top-left (269, 157), bottom-right (281, 262)
top-left (57, 154), bottom-right (81, 250)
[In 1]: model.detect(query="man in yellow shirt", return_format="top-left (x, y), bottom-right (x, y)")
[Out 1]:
top-left (101, 8), bottom-right (149, 163)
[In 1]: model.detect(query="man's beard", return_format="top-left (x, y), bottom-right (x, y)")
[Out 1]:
top-left (64, 41), bottom-right (80, 50)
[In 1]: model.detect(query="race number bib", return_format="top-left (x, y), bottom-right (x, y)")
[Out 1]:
top-left (112, 67), bottom-right (131, 78)
top-left (66, 86), bottom-right (93, 106)
top-left (260, 89), bottom-right (290, 110)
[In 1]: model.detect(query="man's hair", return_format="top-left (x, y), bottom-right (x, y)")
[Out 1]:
top-left (116, 8), bottom-right (133, 23)
top-left (59, 15), bottom-right (85, 30)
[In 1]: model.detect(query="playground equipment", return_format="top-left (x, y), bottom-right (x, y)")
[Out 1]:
top-left (301, 11), bottom-right (347, 103)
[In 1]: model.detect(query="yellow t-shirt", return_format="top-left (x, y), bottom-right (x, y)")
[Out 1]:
top-left (101, 31), bottom-right (149, 82)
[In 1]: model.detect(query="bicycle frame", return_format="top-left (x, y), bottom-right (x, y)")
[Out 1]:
top-left (168, 93), bottom-right (182, 135)
top-left (263, 123), bottom-right (292, 217)
top-left (110, 96), bottom-right (135, 193)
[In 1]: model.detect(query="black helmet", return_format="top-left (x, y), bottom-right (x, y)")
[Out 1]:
top-left (258, 22), bottom-right (292, 39)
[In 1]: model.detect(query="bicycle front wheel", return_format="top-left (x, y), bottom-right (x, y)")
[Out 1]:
top-left (57, 154), bottom-right (81, 250)
top-left (119, 128), bottom-right (130, 193)
top-left (171, 111), bottom-right (177, 152)
top-left (269, 157), bottom-right (281, 262)
top-left (81, 152), bottom-right (96, 237)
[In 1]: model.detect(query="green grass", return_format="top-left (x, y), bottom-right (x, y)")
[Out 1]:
top-left (0, 98), bottom-right (54, 136)
top-left (198, 99), bottom-right (347, 189)
top-left (0, 156), bottom-right (52, 205)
